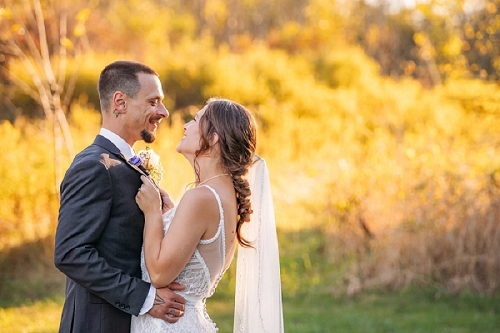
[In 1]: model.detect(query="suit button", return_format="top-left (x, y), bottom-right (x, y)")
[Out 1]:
top-left (115, 302), bottom-right (120, 307)
top-left (120, 303), bottom-right (125, 309)
top-left (125, 305), bottom-right (130, 310)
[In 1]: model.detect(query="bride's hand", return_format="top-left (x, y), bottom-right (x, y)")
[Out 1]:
top-left (159, 188), bottom-right (175, 214)
top-left (135, 175), bottom-right (162, 214)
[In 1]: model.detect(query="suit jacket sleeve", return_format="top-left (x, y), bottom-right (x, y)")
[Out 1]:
top-left (54, 157), bottom-right (150, 316)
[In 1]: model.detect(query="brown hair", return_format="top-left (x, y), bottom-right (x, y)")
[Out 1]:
top-left (195, 98), bottom-right (257, 247)
top-left (97, 60), bottom-right (158, 112)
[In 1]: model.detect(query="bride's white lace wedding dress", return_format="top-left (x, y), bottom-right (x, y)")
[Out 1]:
top-left (131, 185), bottom-right (233, 333)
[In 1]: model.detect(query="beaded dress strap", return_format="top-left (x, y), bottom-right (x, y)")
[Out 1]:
top-left (198, 185), bottom-right (224, 244)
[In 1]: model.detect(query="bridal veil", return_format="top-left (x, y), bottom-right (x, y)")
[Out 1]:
top-left (234, 156), bottom-right (284, 333)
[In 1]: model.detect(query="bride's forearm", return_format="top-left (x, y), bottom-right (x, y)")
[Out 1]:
top-left (143, 211), bottom-right (165, 280)
top-left (142, 190), bottom-right (206, 288)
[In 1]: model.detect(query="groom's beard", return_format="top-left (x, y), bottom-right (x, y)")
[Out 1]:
top-left (141, 129), bottom-right (156, 143)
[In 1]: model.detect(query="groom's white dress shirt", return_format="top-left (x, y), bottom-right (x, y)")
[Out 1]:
top-left (99, 128), bottom-right (156, 315)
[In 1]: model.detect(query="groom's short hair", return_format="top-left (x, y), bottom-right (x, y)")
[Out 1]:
top-left (98, 60), bottom-right (158, 112)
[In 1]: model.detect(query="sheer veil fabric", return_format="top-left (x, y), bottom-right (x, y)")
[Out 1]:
top-left (234, 156), bottom-right (284, 333)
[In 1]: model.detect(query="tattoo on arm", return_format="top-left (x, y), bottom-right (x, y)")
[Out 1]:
top-left (154, 293), bottom-right (165, 306)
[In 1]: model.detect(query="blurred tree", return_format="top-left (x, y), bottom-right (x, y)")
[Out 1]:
top-left (461, 0), bottom-right (500, 79)
top-left (344, 0), bottom-right (442, 86)
top-left (0, 0), bottom-right (90, 194)
top-left (347, 0), bottom-right (500, 85)
top-left (351, 2), bottom-right (419, 78)
top-left (172, 0), bottom-right (311, 50)
top-left (410, 0), bottom-right (500, 82)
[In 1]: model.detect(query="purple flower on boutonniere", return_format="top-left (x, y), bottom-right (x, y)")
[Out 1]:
top-left (137, 147), bottom-right (164, 184)
top-left (129, 155), bottom-right (145, 167)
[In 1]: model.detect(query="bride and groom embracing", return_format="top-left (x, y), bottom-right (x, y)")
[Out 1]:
top-left (54, 60), bottom-right (283, 333)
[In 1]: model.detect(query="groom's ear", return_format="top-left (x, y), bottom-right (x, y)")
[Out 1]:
top-left (112, 91), bottom-right (127, 115)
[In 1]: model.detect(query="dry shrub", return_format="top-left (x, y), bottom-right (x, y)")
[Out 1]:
top-left (326, 172), bottom-right (500, 295)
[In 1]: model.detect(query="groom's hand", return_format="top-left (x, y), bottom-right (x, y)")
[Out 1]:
top-left (147, 283), bottom-right (186, 323)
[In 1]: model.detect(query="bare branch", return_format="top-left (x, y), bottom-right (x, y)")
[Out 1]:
top-left (20, 0), bottom-right (37, 27)
top-left (58, 0), bottom-right (68, 95)
top-left (62, 43), bottom-right (80, 111)
top-left (18, 22), bottom-right (47, 78)
top-left (5, 0), bottom-right (48, 83)
top-left (32, 0), bottom-right (58, 91)
top-left (7, 39), bottom-right (53, 120)
top-left (1, 0), bottom-right (81, 193)
top-left (0, 44), bottom-right (17, 56)
top-left (0, 64), bottom-right (41, 104)
top-left (3, 97), bottom-right (21, 118)
top-left (55, 106), bottom-right (75, 157)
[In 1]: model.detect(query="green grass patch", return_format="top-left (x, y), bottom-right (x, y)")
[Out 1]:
top-left (3, 292), bottom-right (499, 333)
top-left (281, 291), bottom-right (500, 333)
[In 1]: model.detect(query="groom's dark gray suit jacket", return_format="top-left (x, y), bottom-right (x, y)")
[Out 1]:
top-left (54, 135), bottom-right (151, 333)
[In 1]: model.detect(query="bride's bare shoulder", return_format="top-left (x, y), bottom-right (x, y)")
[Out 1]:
top-left (176, 186), bottom-right (219, 216)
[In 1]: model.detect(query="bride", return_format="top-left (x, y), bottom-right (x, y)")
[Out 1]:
top-left (131, 98), bottom-right (284, 332)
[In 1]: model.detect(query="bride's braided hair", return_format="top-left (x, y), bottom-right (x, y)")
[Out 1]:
top-left (195, 98), bottom-right (257, 247)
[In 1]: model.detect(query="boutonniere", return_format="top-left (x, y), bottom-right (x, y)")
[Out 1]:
top-left (129, 147), bottom-right (164, 184)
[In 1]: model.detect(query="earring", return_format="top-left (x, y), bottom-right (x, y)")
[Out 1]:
top-left (113, 109), bottom-right (119, 118)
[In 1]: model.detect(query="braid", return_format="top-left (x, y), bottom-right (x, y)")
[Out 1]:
top-left (231, 173), bottom-right (253, 247)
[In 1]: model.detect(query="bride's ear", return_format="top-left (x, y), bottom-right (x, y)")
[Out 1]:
top-left (209, 132), bottom-right (220, 146)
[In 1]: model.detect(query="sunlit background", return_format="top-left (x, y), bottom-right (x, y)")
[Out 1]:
top-left (1, 0), bottom-right (500, 331)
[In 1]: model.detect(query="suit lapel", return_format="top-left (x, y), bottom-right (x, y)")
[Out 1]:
top-left (122, 153), bottom-right (150, 177)
top-left (93, 135), bottom-right (149, 177)
top-left (137, 164), bottom-right (150, 175)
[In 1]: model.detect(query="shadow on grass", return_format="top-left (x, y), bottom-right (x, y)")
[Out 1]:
top-left (0, 236), bottom-right (65, 308)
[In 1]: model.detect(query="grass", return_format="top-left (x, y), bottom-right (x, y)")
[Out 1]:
top-left (1, 230), bottom-right (500, 332)
top-left (1, 292), bottom-right (499, 333)
top-left (0, 299), bottom-right (63, 333)
top-left (206, 271), bottom-right (500, 333)
top-left (280, 292), bottom-right (500, 333)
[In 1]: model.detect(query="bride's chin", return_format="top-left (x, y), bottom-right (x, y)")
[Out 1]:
top-left (176, 146), bottom-right (189, 158)
top-left (176, 141), bottom-right (186, 153)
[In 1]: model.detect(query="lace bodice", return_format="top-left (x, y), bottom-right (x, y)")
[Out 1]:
top-left (131, 185), bottom-right (233, 333)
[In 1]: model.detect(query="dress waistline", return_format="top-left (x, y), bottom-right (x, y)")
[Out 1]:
top-left (182, 294), bottom-right (205, 310)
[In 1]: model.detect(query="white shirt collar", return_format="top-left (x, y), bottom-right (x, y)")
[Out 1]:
top-left (99, 128), bottom-right (135, 160)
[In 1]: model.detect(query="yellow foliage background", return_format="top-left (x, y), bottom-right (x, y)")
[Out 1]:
top-left (2, 43), bottom-right (500, 296)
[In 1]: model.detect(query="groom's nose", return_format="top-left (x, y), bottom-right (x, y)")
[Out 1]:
top-left (158, 103), bottom-right (169, 118)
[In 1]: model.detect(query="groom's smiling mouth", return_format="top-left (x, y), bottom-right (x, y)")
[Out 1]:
top-left (149, 117), bottom-right (162, 129)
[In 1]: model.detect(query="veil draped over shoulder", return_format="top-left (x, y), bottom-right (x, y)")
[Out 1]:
top-left (233, 156), bottom-right (284, 333)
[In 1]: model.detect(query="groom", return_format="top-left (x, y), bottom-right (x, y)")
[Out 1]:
top-left (54, 60), bottom-right (185, 333)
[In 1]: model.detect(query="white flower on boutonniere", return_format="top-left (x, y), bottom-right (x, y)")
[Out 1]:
top-left (137, 147), bottom-right (164, 184)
